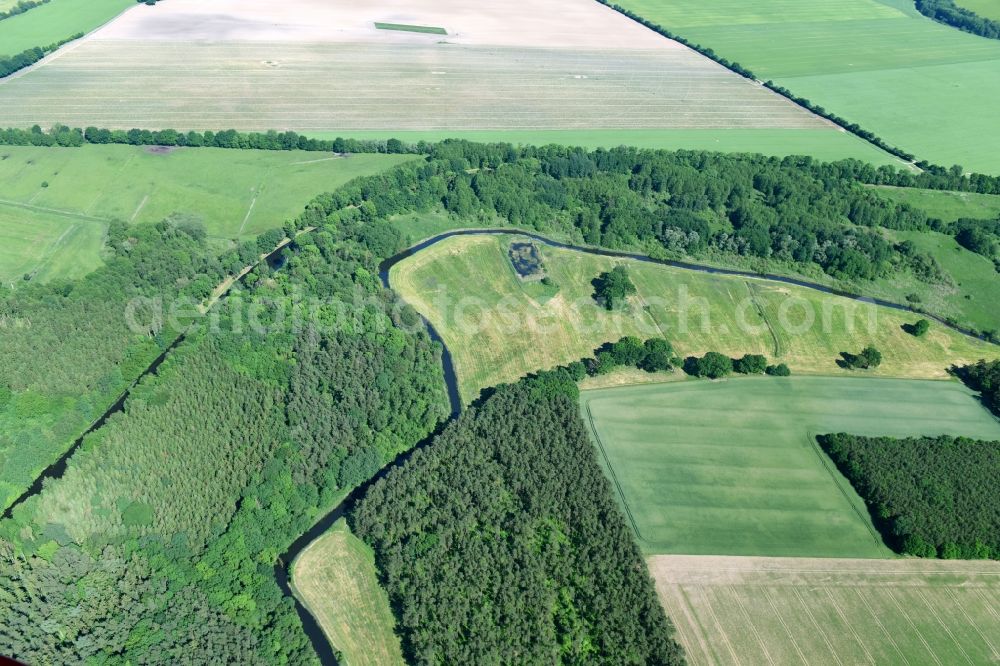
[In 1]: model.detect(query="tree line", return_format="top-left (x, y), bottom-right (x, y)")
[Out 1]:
top-left (818, 433), bottom-right (1000, 559)
top-left (0, 33), bottom-right (82, 79)
top-left (351, 380), bottom-right (685, 665)
top-left (916, 0), bottom-right (1000, 39)
top-left (954, 359), bottom-right (1000, 416)
top-left (0, 0), bottom-right (49, 21)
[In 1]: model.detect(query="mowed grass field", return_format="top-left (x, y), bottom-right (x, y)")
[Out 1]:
top-left (0, 145), bottom-right (413, 282)
top-left (389, 233), bottom-right (999, 402)
top-left (874, 185), bottom-right (1000, 221)
top-left (292, 519), bottom-right (404, 666)
top-left (581, 376), bottom-right (1000, 557)
top-left (958, 0), bottom-right (1000, 20)
top-left (650, 554), bottom-right (1000, 666)
top-left (0, 0), bottom-right (130, 56)
top-left (616, 0), bottom-right (1000, 173)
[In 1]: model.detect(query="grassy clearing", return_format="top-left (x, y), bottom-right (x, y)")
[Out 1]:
top-left (0, 145), bottom-right (412, 281)
top-left (874, 185), bottom-right (1000, 221)
top-left (582, 377), bottom-right (1000, 557)
top-left (0, 0), bottom-right (130, 56)
top-left (292, 519), bottom-right (404, 666)
top-left (389, 233), bottom-right (999, 402)
top-left (616, 0), bottom-right (1000, 173)
top-left (957, 0), bottom-right (1000, 21)
top-left (877, 229), bottom-right (1000, 335)
top-left (650, 554), bottom-right (1000, 666)
top-left (374, 22), bottom-right (446, 35)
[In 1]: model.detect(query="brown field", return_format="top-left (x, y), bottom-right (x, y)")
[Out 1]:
top-left (650, 555), bottom-right (1000, 666)
top-left (0, 0), bottom-right (830, 132)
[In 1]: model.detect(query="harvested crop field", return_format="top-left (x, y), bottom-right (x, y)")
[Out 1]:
top-left (0, 0), bottom-right (905, 164)
top-left (650, 554), bottom-right (1000, 666)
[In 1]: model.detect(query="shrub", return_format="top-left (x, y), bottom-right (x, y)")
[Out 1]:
top-left (765, 363), bottom-right (791, 376)
top-left (733, 353), bottom-right (768, 374)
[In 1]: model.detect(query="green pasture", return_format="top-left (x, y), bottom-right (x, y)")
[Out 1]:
top-left (0, 145), bottom-right (413, 281)
top-left (874, 185), bottom-right (1000, 221)
top-left (0, 0), bottom-right (130, 56)
top-left (374, 22), bottom-right (446, 35)
top-left (582, 376), bottom-right (1000, 557)
top-left (389, 233), bottom-right (999, 402)
top-left (616, 0), bottom-right (1000, 173)
top-left (957, 0), bottom-right (1000, 20)
top-left (310, 129), bottom-right (906, 167)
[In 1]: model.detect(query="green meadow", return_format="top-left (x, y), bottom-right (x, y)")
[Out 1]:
top-left (390, 233), bottom-right (999, 402)
top-left (0, 0), bottom-right (130, 56)
top-left (0, 145), bottom-right (413, 282)
top-left (957, 0), bottom-right (1000, 20)
top-left (616, 0), bottom-right (1000, 173)
top-left (875, 185), bottom-right (1000, 221)
top-left (582, 376), bottom-right (1000, 557)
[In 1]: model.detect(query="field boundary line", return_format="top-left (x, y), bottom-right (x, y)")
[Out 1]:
top-left (805, 429), bottom-right (884, 553)
top-left (945, 587), bottom-right (1000, 658)
top-left (885, 588), bottom-right (944, 666)
top-left (790, 586), bottom-right (844, 666)
top-left (914, 587), bottom-right (975, 665)
top-left (762, 586), bottom-right (810, 665)
top-left (584, 401), bottom-right (648, 544)
top-left (854, 587), bottom-right (911, 665)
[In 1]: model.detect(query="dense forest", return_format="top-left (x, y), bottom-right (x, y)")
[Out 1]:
top-left (351, 381), bottom-right (684, 665)
top-left (0, 218), bottom-right (234, 511)
top-left (0, 212), bottom-right (448, 661)
top-left (818, 433), bottom-right (1000, 559)
top-left (916, 0), bottom-right (1000, 39)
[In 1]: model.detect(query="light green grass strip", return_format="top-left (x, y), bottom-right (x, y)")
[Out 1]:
top-left (581, 376), bottom-right (1000, 558)
top-left (374, 22), bottom-right (446, 35)
top-left (0, 0), bottom-right (131, 57)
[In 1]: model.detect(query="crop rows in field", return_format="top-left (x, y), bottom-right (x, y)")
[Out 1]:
top-left (0, 41), bottom-right (828, 131)
top-left (650, 555), bottom-right (1000, 666)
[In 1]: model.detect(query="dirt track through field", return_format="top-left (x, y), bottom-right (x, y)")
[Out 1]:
top-left (649, 555), bottom-right (1000, 666)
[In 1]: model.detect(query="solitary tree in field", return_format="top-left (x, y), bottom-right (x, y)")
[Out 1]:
top-left (905, 319), bottom-right (931, 337)
top-left (592, 266), bottom-right (637, 310)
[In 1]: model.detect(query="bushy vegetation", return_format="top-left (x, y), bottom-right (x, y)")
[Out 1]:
top-left (592, 265), bottom-right (636, 309)
top-left (954, 359), bottom-right (1000, 415)
top-left (683, 352), bottom-right (777, 378)
top-left (840, 345), bottom-right (883, 370)
top-left (916, 0), bottom-right (1000, 39)
top-left (351, 381), bottom-right (684, 665)
top-left (818, 433), bottom-right (1000, 559)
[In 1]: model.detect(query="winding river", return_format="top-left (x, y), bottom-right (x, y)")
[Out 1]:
top-left (6, 227), bottom-right (994, 665)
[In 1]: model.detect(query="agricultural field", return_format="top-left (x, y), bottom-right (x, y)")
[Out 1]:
top-left (0, 0), bottom-right (130, 56)
top-left (581, 376), bottom-right (1000, 556)
top-left (958, 0), bottom-right (1000, 21)
top-left (0, 145), bottom-right (412, 282)
top-left (874, 185), bottom-right (1000, 222)
top-left (292, 520), bottom-right (404, 666)
top-left (650, 555), bottom-right (1000, 666)
top-left (389, 233), bottom-right (999, 402)
top-left (0, 0), bottom-right (903, 165)
top-left (615, 0), bottom-right (1000, 173)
